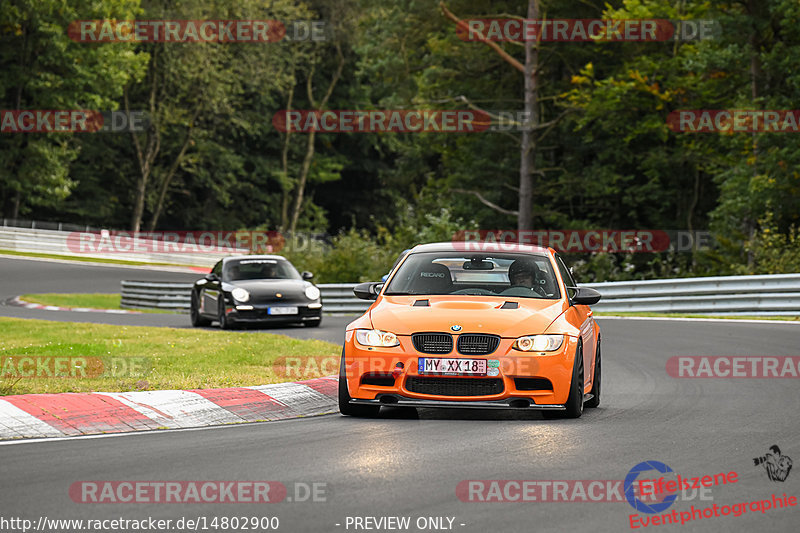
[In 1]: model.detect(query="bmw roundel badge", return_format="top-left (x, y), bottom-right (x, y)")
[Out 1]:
top-left (451, 325), bottom-right (462, 332)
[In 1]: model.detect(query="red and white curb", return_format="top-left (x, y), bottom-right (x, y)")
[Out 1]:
top-left (8, 296), bottom-right (144, 314)
top-left (0, 377), bottom-right (338, 440)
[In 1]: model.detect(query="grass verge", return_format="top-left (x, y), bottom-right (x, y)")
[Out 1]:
top-left (20, 293), bottom-right (172, 314)
top-left (0, 317), bottom-right (341, 396)
top-left (593, 311), bottom-right (800, 321)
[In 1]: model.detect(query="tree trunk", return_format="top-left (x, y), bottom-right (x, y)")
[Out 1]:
top-left (287, 45), bottom-right (344, 233)
top-left (288, 130), bottom-right (317, 233)
top-left (518, 0), bottom-right (539, 231)
top-left (128, 49), bottom-right (161, 233)
top-left (146, 106), bottom-right (200, 232)
top-left (279, 64), bottom-right (297, 232)
top-left (746, 4), bottom-right (761, 268)
top-left (11, 190), bottom-right (21, 220)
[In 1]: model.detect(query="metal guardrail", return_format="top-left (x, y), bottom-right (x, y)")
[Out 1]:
top-left (586, 274), bottom-right (800, 315)
top-left (0, 226), bottom-right (239, 267)
top-left (121, 281), bottom-right (194, 312)
top-left (120, 274), bottom-right (800, 316)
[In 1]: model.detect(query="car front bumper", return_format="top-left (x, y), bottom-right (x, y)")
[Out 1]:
top-left (342, 330), bottom-right (579, 406)
top-left (225, 303), bottom-right (322, 323)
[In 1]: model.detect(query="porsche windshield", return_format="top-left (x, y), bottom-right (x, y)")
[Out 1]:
top-left (383, 252), bottom-right (560, 299)
top-left (223, 259), bottom-right (301, 281)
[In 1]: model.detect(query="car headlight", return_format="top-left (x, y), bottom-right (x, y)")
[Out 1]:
top-left (513, 334), bottom-right (564, 352)
top-left (231, 288), bottom-right (250, 302)
top-left (356, 329), bottom-right (400, 347)
top-left (305, 286), bottom-right (321, 300)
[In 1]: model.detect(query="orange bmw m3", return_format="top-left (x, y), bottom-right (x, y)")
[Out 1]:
top-left (339, 242), bottom-right (602, 418)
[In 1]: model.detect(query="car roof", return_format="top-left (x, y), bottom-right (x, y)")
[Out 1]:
top-left (407, 241), bottom-right (551, 255)
top-left (222, 255), bottom-right (288, 263)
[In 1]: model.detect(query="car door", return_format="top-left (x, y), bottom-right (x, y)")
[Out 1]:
top-left (555, 254), bottom-right (596, 388)
top-left (202, 260), bottom-right (224, 316)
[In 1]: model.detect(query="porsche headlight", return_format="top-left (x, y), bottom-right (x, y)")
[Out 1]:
top-left (356, 329), bottom-right (400, 347)
top-left (231, 288), bottom-right (250, 302)
top-left (305, 286), bottom-right (321, 300)
top-left (513, 334), bottom-right (564, 352)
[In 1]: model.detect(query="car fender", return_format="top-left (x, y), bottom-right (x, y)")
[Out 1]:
top-left (542, 306), bottom-right (582, 338)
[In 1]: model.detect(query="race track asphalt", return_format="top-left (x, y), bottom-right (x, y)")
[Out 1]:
top-left (1, 256), bottom-right (799, 532)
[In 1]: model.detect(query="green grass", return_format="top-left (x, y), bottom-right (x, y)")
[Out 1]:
top-left (593, 311), bottom-right (800, 321)
top-left (20, 293), bottom-right (172, 314)
top-left (0, 317), bottom-right (341, 396)
top-left (0, 248), bottom-right (203, 268)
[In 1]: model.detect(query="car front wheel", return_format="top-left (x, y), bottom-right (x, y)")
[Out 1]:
top-left (338, 351), bottom-right (380, 417)
top-left (544, 340), bottom-right (584, 419)
top-left (217, 297), bottom-right (234, 330)
top-left (585, 341), bottom-right (601, 408)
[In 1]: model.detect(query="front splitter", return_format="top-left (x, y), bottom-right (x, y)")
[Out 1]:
top-left (351, 395), bottom-right (566, 410)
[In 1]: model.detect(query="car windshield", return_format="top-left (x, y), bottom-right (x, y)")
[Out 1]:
top-left (223, 258), bottom-right (301, 282)
top-left (383, 252), bottom-right (560, 299)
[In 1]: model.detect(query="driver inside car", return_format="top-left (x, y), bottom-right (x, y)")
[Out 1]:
top-left (500, 259), bottom-right (547, 297)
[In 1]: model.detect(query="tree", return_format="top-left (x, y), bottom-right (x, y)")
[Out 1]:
top-left (0, 0), bottom-right (147, 219)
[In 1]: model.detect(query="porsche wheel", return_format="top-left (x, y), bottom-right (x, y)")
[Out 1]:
top-left (339, 351), bottom-right (380, 417)
top-left (585, 341), bottom-right (601, 408)
top-left (217, 297), bottom-right (234, 330)
top-left (190, 291), bottom-right (210, 327)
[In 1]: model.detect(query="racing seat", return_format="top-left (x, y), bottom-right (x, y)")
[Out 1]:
top-left (413, 263), bottom-right (453, 295)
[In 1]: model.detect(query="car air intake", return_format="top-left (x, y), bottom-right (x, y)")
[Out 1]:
top-left (412, 333), bottom-right (453, 354)
top-left (514, 378), bottom-right (553, 391)
top-left (406, 377), bottom-right (504, 397)
top-left (361, 373), bottom-right (396, 387)
top-left (456, 334), bottom-right (501, 355)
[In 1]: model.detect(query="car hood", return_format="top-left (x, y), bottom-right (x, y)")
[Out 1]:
top-left (224, 279), bottom-right (308, 300)
top-left (369, 295), bottom-right (567, 337)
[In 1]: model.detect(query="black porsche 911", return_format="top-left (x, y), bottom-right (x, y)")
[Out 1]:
top-left (190, 255), bottom-right (322, 329)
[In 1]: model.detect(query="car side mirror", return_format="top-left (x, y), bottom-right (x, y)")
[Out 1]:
top-left (353, 282), bottom-right (383, 300)
top-left (205, 273), bottom-right (219, 282)
top-left (302, 271), bottom-right (314, 280)
top-left (569, 286), bottom-right (601, 306)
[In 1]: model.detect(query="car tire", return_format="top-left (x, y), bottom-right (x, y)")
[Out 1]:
top-left (338, 351), bottom-right (380, 417)
top-left (585, 341), bottom-right (601, 409)
top-left (304, 318), bottom-right (322, 328)
top-left (217, 297), bottom-right (235, 330)
top-left (543, 340), bottom-right (584, 419)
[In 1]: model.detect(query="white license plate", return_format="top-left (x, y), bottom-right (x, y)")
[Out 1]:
top-left (418, 357), bottom-right (487, 375)
top-left (268, 306), bottom-right (298, 315)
